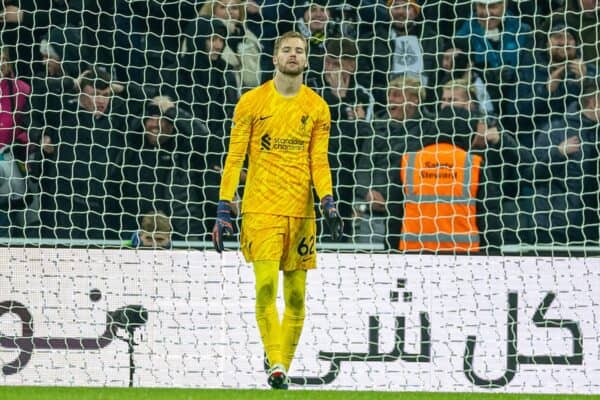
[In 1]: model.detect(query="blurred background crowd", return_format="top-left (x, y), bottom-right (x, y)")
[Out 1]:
top-left (0, 0), bottom-right (598, 251)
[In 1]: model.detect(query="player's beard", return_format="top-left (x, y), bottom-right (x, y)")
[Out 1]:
top-left (277, 62), bottom-right (304, 77)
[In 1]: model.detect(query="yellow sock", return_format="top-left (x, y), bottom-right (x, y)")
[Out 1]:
top-left (253, 260), bottom-right (283, 367)
top-left (281, 269), bottom-right (306, 372)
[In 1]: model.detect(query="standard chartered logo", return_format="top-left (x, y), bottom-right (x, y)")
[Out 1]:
top-left (261, 133), bottom-right (271, 150)
top-left (273, 138), bottom-right (304, 151)
top-left (260, 134), bottom-right (304, 152)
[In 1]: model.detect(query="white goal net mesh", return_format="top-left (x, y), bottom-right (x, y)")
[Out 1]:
top-left (0, 1), bottom-right (599, 392)
top-left (0, 0), bottom-right (595, 252)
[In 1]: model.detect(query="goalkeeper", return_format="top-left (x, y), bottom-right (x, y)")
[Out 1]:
top-left (212, 31), bottom-right (343, 390)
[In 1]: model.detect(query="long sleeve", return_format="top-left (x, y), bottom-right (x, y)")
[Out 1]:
top-left (532, 123), bottom-right (569, 181)
top-left (219, 98), bottom-right (252, 202)
top-left (485, 130), bottom-right (535, 196)
top-left (310, 101), bottom-right (333, 200)
top-left (229, 82), bottom-right (326, 217)
top-left (164, 106), bottom-right (209, 139)
top-left (355, 121), bottom-right (379, 200)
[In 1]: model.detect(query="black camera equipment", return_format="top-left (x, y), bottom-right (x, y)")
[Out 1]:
top-left (109, 305), bottom-right (148, 387)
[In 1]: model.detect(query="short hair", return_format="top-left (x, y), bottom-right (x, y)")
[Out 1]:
top-left (79, 68), bottom-right (111, 91)
top-left (546, 15), bottom-right (580, 44)
top-left (388, 74), bottom-right (425, 101)
top-left (273, 31), bottom-right (308, 55)
top-left (325, 37), bottom-right (357, 59)
top-left (387, 0), bottom-right (421, 14)
top-left (140, 211), bottom-right (172, 234)
top-left (198, 0), bottom-right (246, 22)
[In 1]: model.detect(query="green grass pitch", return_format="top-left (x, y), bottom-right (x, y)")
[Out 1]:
top-left (0, 387), bottom-right (599, 400)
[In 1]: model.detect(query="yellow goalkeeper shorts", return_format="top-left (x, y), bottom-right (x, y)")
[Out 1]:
top-left (241, 213), bottom-right (317, 271)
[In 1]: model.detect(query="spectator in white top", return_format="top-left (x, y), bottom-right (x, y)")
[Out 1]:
top-left (359, 0), bottom-right (446, 111)
top-left (198, 0), bottom-right (263, 92)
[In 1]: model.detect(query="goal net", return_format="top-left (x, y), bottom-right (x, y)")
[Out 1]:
top-left (0, 0), bottom-right (599, 393)
top-left (0, 1), bottom-right (594, 252)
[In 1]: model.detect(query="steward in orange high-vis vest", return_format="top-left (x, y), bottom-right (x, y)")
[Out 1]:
top-left (398, 107), bottom-right (482, 252)
top-left (399, 143), bottom-right (482, 252)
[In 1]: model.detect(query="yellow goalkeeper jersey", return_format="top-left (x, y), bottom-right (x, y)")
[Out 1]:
top-left (219, 80), bottom-right (333, 218)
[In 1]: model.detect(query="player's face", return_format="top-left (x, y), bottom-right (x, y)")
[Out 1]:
top-left (140, 231), bottom-right (171, 248)
top-left (144, 116), bottom-right (174, 146)
top-left (549, 30), bottom-right (577, 61)
top-left (389, 0), bottom-right (417, 30)
top-left (324, 55), bottom-right (340, 72)
top-left (440, 87), bottom-right (470, 111)
top-left (324, 55), bottom-right (355, 73)
top-left (442, 48), bottom-right (463, 71)
top-left (273, 37), bottom-right (307, 77)
top-left (475, 2), bottom-right (504, 31)
top-left (214, 0), bottom-right (241, 22)
top-left (206, 35), bottom-right (225, 61)
top-left (387, 87), bottom-right (419, 121)
top-left (79, 85), bottom-right (111, 117)
top-left (304, 5), bottom-right (329, 34)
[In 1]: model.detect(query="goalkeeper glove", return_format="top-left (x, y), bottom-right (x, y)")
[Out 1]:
top-left (212, 200), bottom-right (234, 253)
top-left (321, 195), bottom-right (343, 241)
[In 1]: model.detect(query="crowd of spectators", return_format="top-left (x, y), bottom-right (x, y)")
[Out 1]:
top-left (0, 0), bottom-right (598, 251)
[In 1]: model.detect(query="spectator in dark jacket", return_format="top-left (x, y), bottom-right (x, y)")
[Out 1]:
top-left (178, 17), bottom-right (238, 167)
top-left (510, 19), bottom-right (595, 147)
top-left (354, 74), bottom-right (432, 244)
top-left (294, 0), bottom-right (336, 82)
top-left (455, 0), bottom-right (533, 129)
top-left (121, 96), bottom-right (212, 240)
top-left (28, 34), bottom-right (83, 203)
top-left (41, 69), bottom-right (128, 239)
top-left (114, 0), bottom-right (197, 84)
top-left (523, 78), bottom-right (600, 244)
top-left (176, 19), bottom-right (239, 228)
top-left (437, 78), bottom-right (531, 203)
top-left (39, 24), bottom-right (92, 79)
top-left (308, 37), bottom-right (375, 121)
top-left (29, 32), bottom-right (82, 148)
top-left (310, 37), bottom-right (374, 240)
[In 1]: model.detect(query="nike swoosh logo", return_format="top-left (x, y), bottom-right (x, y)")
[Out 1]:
top-left (259, 115), bottom-right (273, 121)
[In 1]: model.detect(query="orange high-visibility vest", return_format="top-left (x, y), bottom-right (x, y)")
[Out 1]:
top-left (399, 142), bottom-right (482, 252)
